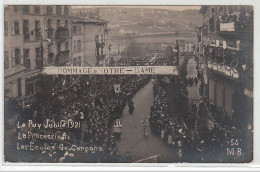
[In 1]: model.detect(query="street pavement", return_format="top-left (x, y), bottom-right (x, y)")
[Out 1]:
top-left (116, 81), bottom-right (177, 163)
top-left (186, 57), bottom-right (201, 105)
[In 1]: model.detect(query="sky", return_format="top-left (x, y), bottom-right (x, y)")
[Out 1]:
top-left (72, 6), bottom-right (201, 11)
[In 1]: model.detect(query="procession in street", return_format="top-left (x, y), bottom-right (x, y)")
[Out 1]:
top-left (4, 5), bottom-right (253, 163)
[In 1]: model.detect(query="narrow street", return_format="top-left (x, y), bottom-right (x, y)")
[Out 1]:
top-left (186, 57), bottom-right (201, 104)
top-left (116, 81), bottom-right (176, 162)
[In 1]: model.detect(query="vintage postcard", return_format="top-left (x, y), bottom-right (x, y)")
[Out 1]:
top-left (3, 5), bottom-right (253, 163)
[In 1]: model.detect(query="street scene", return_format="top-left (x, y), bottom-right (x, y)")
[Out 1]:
top-left (4, 5), bottom-right (253, 163)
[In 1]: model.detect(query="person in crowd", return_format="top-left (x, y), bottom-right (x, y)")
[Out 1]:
top-left (194, 77), bottom-right (198, 86)
top-left (114, 119), bottom-right (123, 140)
top-left (141, 118), bottom-right (149, 138)
top-left (128, 99), bottom-right (134, 114)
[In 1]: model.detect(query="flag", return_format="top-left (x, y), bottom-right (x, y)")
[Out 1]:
top-left (114, 84), bottom-right (121, 93)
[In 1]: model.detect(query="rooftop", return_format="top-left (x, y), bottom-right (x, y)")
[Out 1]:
top-left (71, 15), bottom-right (108, 24)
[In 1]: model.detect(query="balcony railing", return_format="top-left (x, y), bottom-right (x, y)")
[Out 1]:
top-left (56, 27), bottom-right (70, 41)
top-left (55, 50), bottom-right (70, 65)
top-left (24, 62), bottom-right (31, 72)
top-left (208, 62), bottom-right (239, 79)
top-left (4, 65), bottom-right (26, 77)
top-left (205, 45), bottom-right (250, 79)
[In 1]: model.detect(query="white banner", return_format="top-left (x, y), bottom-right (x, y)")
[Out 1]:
top-left (42, 66), bottom-right (179, 75)
top-left (220, 22), bottom-right (235, 32)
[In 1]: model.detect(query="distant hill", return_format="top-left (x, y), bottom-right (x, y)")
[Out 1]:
top-left (72, 7), bottom-right (203, 35)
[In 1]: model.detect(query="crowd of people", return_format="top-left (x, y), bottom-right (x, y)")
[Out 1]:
top-left (149, 76), bottom-right (196, 161)
top-left (204, 45), bottom-right (249, 78)
top-left (185, 77), bottom-right (198, 86)
top-left (218, 10), bottom-right (253, 32)
top-left (148, 56), bottom-right (250, 162)
top-left (5, 74), bottom-right (151, 162)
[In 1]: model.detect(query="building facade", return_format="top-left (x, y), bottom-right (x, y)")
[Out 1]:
top-left (4, 5), bottom-right (110, 98)
top-left (73, 17), bottom-right (109, 66)
top-left (71, 21), bottom-right (84, 66)
top-left (199, 5), bottom-right (253, 124)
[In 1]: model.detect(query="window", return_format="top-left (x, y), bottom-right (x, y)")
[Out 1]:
top-left (96, 35), bottom-right (99, 43)
top-left (56, 6), bottom-right (62, 15)
top-left (57, 20), bottom-right (61, 29)
top-left (23, 20), bottom-right (30, 41)
top-left (73, 57), bottom-right (77, 66)
top-left (34, 6), bottom-right (40, 14)
top-left (18, 78), bottom-right (22, 97)
top-left (35, 21), bottom-right (41, 40)
top-left (233, 6), bottom-right (239, 12)
top-left (73, 41), bottom-right (77, 52)
top-left (79, 56), bottom-right (82, 66)
top-left (47, 19), bottom-right (53, 38)
top-left (24, 49), bottom-right (30, 70)
top-left (15, 48), bottom-right (20, 65)
top-left (228, 6), bottom-right (233, 14)
top-left (57, 43), bottom-right (61, 53)
top-left (211, 8), bottom-right (215, 18)
top-left (14, 21), bottom-right (20, 35)
top-left (14, 6), bottom-right (19, 12)
top-left (47, 6), bottom-right (53, 14)
top-left (64, 6), bottom-right (69, 15)
top-left (65, 20), bottom-right (68, 28)
top-left (4, 21), bottom-right (8, 36)
top-left (4, 51), bottom-right (9, 69)
top-left (219, 6), bottom-right (223, 13)
top-left (78, 26), bottom-right (81, 34)
top-left (73, 26), bottom-right (77, 35)
top-left (23, 5), bottom-right (29, 13)
top-left (65, 42), bottom-right (69, 51)
top-left (101, 35), bottom-right (104, 42)
top-left (36, 48), bottom-right (41, 69)
top-left (26, 83), bottom-right (34, 95)
top-left (77, 40), bottom-right (81, 52)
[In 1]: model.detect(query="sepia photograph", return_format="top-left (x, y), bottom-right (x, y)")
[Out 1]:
top-left (3, 5), bottom-right (253, 163)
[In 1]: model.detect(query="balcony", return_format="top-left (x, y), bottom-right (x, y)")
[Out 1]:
top-left (56, 27), bottom-right (70, 41)
top-left (4, 65), bottom-right (25, 77)
top-left (208, 62), bottom-right (239, 79)
top-left (206, 45), bottom-right (250, 80)
top-left (55, 50), bottom-right (70, 65)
